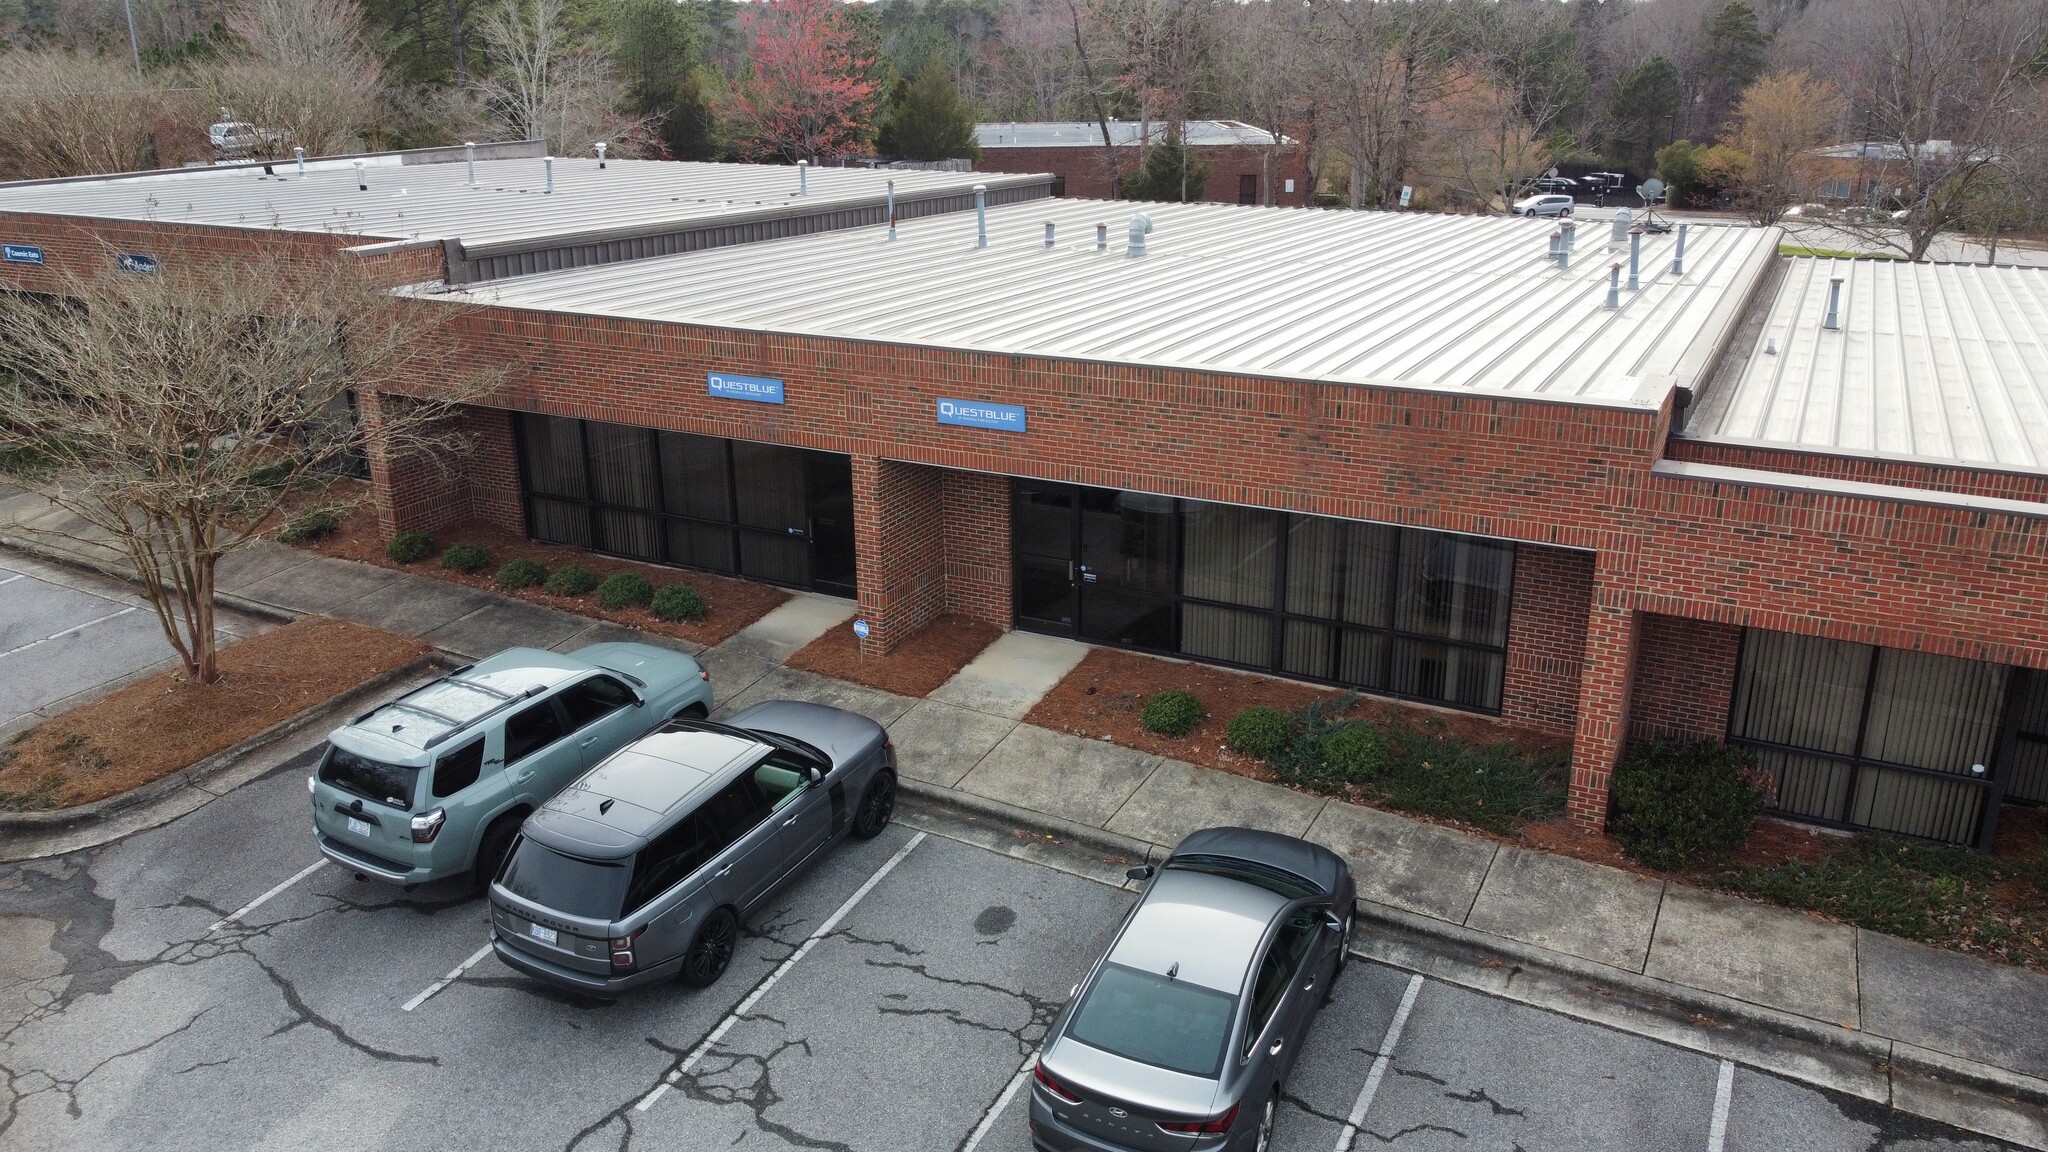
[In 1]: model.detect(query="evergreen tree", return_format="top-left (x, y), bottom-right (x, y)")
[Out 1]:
top-left (1119, 131), bottom-right (1210, 203)
top-left (1606, 55), bottom-right (1681, 174)
top-left (1705, 2), bottom-right (1771, 96)
top-left (875, 57), bottom-right (979, 161)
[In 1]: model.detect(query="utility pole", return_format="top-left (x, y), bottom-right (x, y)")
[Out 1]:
top-left (122, 0), bottom-right (142, 77)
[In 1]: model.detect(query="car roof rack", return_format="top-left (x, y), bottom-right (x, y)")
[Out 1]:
top-left (347, 670), bottom-right (543, 752)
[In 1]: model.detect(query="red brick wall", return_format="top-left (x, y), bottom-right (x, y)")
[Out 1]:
top-left (1502, 545), bottom-right (1595, 738)
top-left (370, 402), bottom-right (522, 538)
top-left (978, 143), bottom-right (1310, 205)
top-left (852, 457), bottom-right (948, 655)
top-left (0, 213), bottom-right (441, 292)
top-left (943, 470), bottom-right (1013, 629)
top-left (1630, 614), bottom-right (1743, 743)
top-left (1667, 438), bottom-right (2048, 503)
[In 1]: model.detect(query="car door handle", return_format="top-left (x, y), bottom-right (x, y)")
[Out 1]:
top-left (1269, 1041), bottom-right (1284, 1057)
top-left (512, 770), bottom-right (532, 784)
top-left (716, 865), bottom-right (733, 878)
top-left (578, 737), bottom-right (598, 748)
top-left (1302, 977), bottom-right (1315, 992)
top-left (782, 816), bottom-right (799, 827)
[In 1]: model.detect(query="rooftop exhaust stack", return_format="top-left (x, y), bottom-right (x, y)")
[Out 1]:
top-left (798, 160), bottom-right (809, 197)
top-left (1672, 223), bottom-right (1688, 275)
top-left (974, 184), bottom-right (987, 248)
top-left (293, 146), bottom-right (304, 177)
top-left (1607, 263), bottom-right (1622, 309)
top-left (353, 160), bottom-right (366, 191)
top-left (595, 142), bottom-right (607, 169)
top-left (1823, 277), bottom-right (1844, 330)
top-left (1045, 221), bottom-right (1055, 248)
top-left (464, 142), bottom-right (476, 185)
top-left (1096, 223), bottom-right (1108, 251)
top-left (544, 156), bottom-right (554, 195)
top-left (1611, 209), bottom-right (1632, 245)
top-left (1128, 213), bottom-right (1152, 256)
top-left (1628, 231), bottom-right (1641, 291)
top-left (886, 180), bottom-right (896, 241)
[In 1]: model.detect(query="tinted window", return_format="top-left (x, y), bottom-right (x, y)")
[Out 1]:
top-left (1067, 964), bottom-right (1236, 1079)
top-left (560, 674), bottom-right (636, 730)
top-left (624, 819), bottom-right (710, 913)
top-left (696, 775), bottom-right (770, 858)
top-left (1243, 912), bottom-right (1320, 1054)
top-left (431, 738), bottom-right (485, 798)
top-left (504, 701), bottom-right (565, 764)
top-left (320, 745), bottom-right (419, 811)
top-left (500, 840), bottom-right (629, 919)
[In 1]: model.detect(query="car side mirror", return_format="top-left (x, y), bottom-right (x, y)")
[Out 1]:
top-left (808, 766), bottom-right (823, 784)
top-left (1324, 911), bottom-right (1344, 933)
top-left (1125, 865), bottom-right (1154, 881)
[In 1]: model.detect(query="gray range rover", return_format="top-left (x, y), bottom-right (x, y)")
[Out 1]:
top-left (488, 700), bottom-right (896, 997)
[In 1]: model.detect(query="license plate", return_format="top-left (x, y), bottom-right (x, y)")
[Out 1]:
top-left (529, 923), bottom-right (558, 945)
top-left (346, 817), bottom-right (372, 837)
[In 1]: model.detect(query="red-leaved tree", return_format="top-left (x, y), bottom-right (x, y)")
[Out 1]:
top-left (724, 0), bottom-right (880, 162)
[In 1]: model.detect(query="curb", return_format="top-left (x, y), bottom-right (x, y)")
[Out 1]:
top-left (895, 776), bottom-right (1163, 865)
top-left (0, 532), bottom-right (301, 625)
top-left (0, 653), bottom-right (451, 833)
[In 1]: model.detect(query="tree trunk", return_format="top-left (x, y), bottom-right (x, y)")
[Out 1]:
top-left (448, 0), bottom-right (469, 83)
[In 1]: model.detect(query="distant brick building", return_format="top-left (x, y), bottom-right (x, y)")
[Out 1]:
top-left (975, 120), bottom-right (1307, 206)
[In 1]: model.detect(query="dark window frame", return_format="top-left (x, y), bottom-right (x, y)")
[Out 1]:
top-left (504, 698), bottom-right (569, 766)
top-left (430, 737), bottom-right (486, 798)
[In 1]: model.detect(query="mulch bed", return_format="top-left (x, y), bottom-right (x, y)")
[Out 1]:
top-left (0, 617), bottom-right (428, 811)
top-left (293, 501), bottom-right (790, 648)
top-left (786, 613), bottom-right (1002, 698)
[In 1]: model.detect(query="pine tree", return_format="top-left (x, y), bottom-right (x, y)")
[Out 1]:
top-left (1118, 131), bottom-right (1211, 203)
top-left (875, 57), bottom-right (979, 162)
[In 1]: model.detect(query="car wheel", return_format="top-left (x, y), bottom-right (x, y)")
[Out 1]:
top-left (852, 772), bottom-right (896, 840)
top-left (1524, 208), bottom-right (1537, 217)
top-left (1254, 1096), bottom-right (1275, 1152)
top-left (1560, 208), bottom-right (1572, 217)
top-left (679, 907), bottom-right (738, 988)
top-left (471, 814), bottom-right (521, 895)
top-left (678, 701), bottom-right (708, 721)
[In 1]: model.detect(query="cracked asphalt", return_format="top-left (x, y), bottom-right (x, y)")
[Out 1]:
top-left (0, 742), bottom-right (2028, 1151)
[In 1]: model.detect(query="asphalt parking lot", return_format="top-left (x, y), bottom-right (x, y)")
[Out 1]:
top-left (0, 741), bottom-right (2025, 1152)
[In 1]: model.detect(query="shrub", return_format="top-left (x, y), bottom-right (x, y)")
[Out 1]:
top-left (594, 572), bottom-right (654, 611)
top-left (1321, 723), bottom-right (1390, 781)
top-left (1140, 690), bottom-right (1204, 737)
top-left (650, 583), bottom-right (707, 622)
top-left (495, 558), bottom-right (548, 590)
top-left (544, 565), bottom-right (601, 596)
top-left (1611, 737), bottom-right (1767, 870)
top-left (440, 543), bottom-right (492, 574)
top-left (1226, 706), bottom-right (1295, 759)
top-left (386, 529), bottom-right (435, 564)
top-left (275, 510), bottom-right (339, 544)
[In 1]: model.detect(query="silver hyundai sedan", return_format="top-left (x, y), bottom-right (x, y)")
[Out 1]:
top-left (1030, 827), bottom-right (1356, 1152)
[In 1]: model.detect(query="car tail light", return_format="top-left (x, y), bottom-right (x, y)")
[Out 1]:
top-left (1032, 1060), bottom-right (1081, 1105)
top-left (700, 670), bottom-right (710, 681)
top-left (610, 927), bottom-right (644, 971)
top-left (409, 807), bottom-right (446, 843)
top-left (1159, 1104), bottom-right (1239, 1135)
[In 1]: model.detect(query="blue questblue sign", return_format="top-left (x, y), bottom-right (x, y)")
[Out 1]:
top-left (936, 398), bottom-right (1027, 433)
top-left (708, 372), bottom-right (784, 404)
top-left (2, 244), bottom-right (44, 264)
top-left (852, 619), bottom-right (870, 640)
top-left (116, 253), bottom-right (159, 274)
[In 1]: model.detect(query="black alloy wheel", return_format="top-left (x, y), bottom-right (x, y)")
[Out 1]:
top-left (472, 816), bottom-right (520, 896)
top-left (851, 772), bottom-right (896, 840)
top-left (680, 907), bottom-right (738, 988)
top-left (1254, 1096), bottom-right (1275, 1152)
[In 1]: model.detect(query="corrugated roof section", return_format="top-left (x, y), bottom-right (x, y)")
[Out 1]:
top-left (1696, 257), bottom-right (2048, 473)
top-left (449, 201), bottom-right (1779, 408)
top-left (975, 120), bottom-right (1287, 149)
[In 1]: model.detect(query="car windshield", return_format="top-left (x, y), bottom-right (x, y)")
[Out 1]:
top-left (1067, 963), bottom-right (1237, 1079)
top-left (499, 841), bottom-right (629, 920)
top-left (319, 745), bottom-right (419, 811)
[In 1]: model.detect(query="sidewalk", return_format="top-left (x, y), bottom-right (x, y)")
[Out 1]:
top-left (4, 493), bottom-right (2046, 1146)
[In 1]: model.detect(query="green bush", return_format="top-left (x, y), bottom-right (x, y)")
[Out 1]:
top-left (275, 510), bottom-right (339, 544)
top-left (440, 543), bottom-right (492, 574)
top-left (386, 530), bottom-right (435, 564)
top-left (495, 558), bottom-right (548, 590)
top-left (1226, 706), bottom-right (1294, 759)
top-left (594, 572), bottom-right (654, 611)
top-left (650, 584), bottom-right (707, 622)
top-left (544, 565), bottom-right (601, 596)
top-left (1321, 723), bottom-right (1390, 781)
top-left (1611, 737), bottom-right (1766, 870)
top-left (1140, 690), bottom-right (1205, 737)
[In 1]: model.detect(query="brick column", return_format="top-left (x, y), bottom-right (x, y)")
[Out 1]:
top-left (363, 397), bottom-right (522, 539)
top-left (941, 471), bottom-right (1013, 630)
top-left (851, 456), bottom-right (948, 656)
top-left (1567, 559), bottom-right (1641, 831)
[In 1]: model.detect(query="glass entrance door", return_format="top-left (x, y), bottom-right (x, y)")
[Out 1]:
top-left (1077, 488), bottom-right (1177, 649)
top-left (1013, 481), bottom-right (1077, 634)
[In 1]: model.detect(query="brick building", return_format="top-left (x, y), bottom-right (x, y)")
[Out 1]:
top-left (975, 120), bottom-right (1307, 206)
top-left (4, 142), bottom-right (2045, 848)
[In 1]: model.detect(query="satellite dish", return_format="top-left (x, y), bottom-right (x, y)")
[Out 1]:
top-left (1638, 178), bottom-right (1667, 203)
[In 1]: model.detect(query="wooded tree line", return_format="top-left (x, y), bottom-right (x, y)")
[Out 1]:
top-left (3, 0), bottom-right (2044, 250)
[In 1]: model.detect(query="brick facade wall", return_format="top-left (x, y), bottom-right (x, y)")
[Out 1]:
top-left (368, 400), bottom-right (522, 537)
top-left (978, 144), bottom-right (1311, 205)
top-left (1501, 545), bottom-right (1595, 738)
top-left (852, 457), bottom-right (949, 655)
top-left (0, 213), bottom-right (443, 293)
top-left (942, 470), bottom-right (1013, 629)
top-left (1667, 437), bottom-right (2048, 503)
top-left (1629, 614), bottom-right (1743, 743)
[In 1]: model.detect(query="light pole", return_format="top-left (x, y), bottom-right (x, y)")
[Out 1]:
top-left (122, 0), bottom-right (142, 77)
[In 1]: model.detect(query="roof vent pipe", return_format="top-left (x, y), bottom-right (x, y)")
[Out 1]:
top-left (293, 146), bottom-right (304, 177)
top-left (464, 142), bottom-right (475, 185)
top-left (1045, 221), bottom-right (1055, 248)
top-left (1671, 223), bottom-right (1688, 275)
top-left (353, 160), bottom-right (366, 191)
top-left (544, 156), bottom-right (554, 195)
top-left (1610, 209), bottom-right (1631, 245)
top-left (1096, 223), bottom-right (1107, 251)
top-left (1627, 231), bottom-right (1641, 291)
top-left (1547, 228), bottom-right (1562, 263)
top-left (798, 160), bottom-right (809, 196)
top-left (1823, 277), bottom-right (1844, 330)
top-left (885, 180), bottom-right (896, 240)
top-left (595, 142), bottom-right (607, 169)
top-left (1606, 263), bottom-right (1622, 309)
top-left (1564, 221), bottom-right (1577, 250)
top-left (1127, 212), bottom-right (1152, 256)
top-left (974, 184), bottom-right (987, 247)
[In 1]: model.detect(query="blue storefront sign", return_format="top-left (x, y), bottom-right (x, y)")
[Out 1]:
top-left (116, 252), bottom-right (159, 273)
top-left (708, 372), bottom-right (785, 404)
top-left (936, 398), bottom-right (1027, 433)
top-left (2, 244), bottom-right (44, 264)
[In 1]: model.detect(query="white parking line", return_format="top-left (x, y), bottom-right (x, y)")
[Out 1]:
top-left (207, 861), bottom-right (327, 934)
top-left (1707, 1059), bottom-right (1735, 1151)
top-left (0, 574), bottom-right (24, 588)
top-left (962, 1053), bottom-right (1037, 1152)
top-left (1334, 973), bottom-right (1425, 1152)
top-left (403, 944), bottom-right (497, 1012)
top-left (0, 606), bottom-right (140, 660)
top-left (635, 830), bottom-right (928, 1112)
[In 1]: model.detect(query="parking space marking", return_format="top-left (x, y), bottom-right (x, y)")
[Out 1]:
top-left (0, 573), bottom-right (23, 587)
top-left (207, 860), bottom-right (327, 933)
top-left (635, 830), bottom-right (928, 1112)
top-left (962, 1053), bottom-right (1038, 1152)
top-left (1333, 972), bottom-right (1425, 1152)
top-left (403, 944), bottom-right (496, 1012)
top-left (1707, 1059), bottom-right (1734, 1151)
top-left (0, 606), bottom-right (140, 660)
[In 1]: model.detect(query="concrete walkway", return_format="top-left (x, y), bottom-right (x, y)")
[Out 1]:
top-left (3, 492), bottom-right (2045, 1145)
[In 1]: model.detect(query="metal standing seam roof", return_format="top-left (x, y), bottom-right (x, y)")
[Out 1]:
top-left (975, 120), bottom-right (1287, 149)
top-left (447, 199), bottom-right (1781, 408)
top-left (1695, 257), bottom-right (2048, 473)
top-left (0, 153), bottom-right (1029, 252)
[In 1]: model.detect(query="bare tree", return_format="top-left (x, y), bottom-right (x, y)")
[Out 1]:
top-left (206, 0), bottom-right (386, 157)
top-left (1211, 0), bottom-right (1314, 206)
top-left (988, 0), bottom-right (1084, 121)
top-left (1307, 0), bottom-right (1449, 210)
top-left (1725, 69), bottom-right (1843, 225)
top-left (470, 0), bottom-right (651, 155)
top-left (1414, 63), bottom-right (1547, 212)
top-left (0, 51), bottom-right (166, 179)
top-left (0, 251), bottom-right (499, 684)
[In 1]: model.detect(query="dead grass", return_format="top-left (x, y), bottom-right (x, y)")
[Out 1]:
top-left (786, 613), bottom-right (1001, 698)
top-left (0, 618), bottom-right (428, 811)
